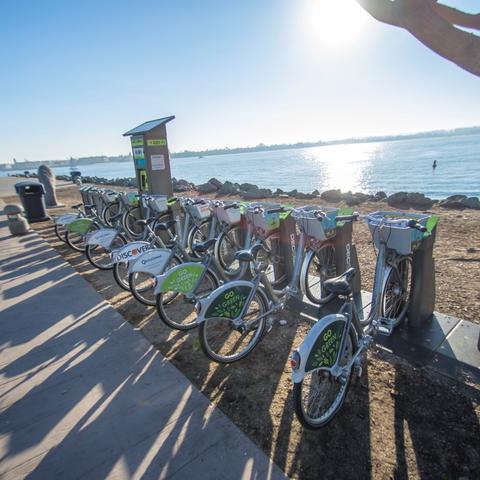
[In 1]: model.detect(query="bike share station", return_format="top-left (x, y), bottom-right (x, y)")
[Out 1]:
top-left (123, 116), bottom-right (183, 232)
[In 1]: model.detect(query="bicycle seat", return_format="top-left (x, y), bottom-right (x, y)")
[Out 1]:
top-left (192, 238), bottom-right (216, 254)
top-left (155, 219), bottom-right (177, 231)
top-left (323, 268), bottom-right (356, 296)
top-left (72, 203), bottom-right (83, 209)
top-left (234, 243), bottom-right (264, 263)
top-left (83, 204), bottom-right (95, 210)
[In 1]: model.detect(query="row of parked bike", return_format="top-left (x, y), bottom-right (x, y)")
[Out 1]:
top-left (54, 185), bottom-right (438, 429)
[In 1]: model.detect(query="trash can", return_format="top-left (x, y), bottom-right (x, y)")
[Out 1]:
top-left (14, 181), bottom-right (50, 222)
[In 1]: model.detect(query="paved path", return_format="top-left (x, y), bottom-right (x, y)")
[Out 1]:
top-left (0, 211), bottom-right (287, 479)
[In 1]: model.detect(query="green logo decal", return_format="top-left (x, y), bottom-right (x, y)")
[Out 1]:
top-left (160, 264), bottom-right (205, 293)
top-left (67, 218), bottom-right (94, 234)
top-left (305, 320), bottom-right (345, 371)
top-left (205, 285), bottom-right (251, 319)
top-left (147, 138), bottom-right (167, 146)
top-left (131, 136), bottom-right (144, 147)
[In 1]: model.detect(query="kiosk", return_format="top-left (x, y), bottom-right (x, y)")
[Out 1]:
top-left (123, 116), bottom-right (175, 196)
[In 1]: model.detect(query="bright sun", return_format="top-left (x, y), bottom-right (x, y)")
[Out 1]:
top-left (305, 0), bottom-right (369, 47)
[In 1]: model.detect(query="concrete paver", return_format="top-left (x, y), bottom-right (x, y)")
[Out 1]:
top-left (0, 212), bottom-right (287, 479)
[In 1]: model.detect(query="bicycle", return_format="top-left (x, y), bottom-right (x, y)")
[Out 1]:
top-left (290, 211), bottom-right (438, 429)
top-left (194, 206), bottom-right (358, 363)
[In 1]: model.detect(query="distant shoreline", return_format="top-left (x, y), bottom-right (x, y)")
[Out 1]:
top-left (1, 126), bottom-right (479, 171)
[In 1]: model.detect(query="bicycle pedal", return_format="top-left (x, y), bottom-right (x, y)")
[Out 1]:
top-left (353, 357), bottom-right (363, 378)
top-left (266, 316), bottom-right (274, 333)
top-left (377, 318), bottom-right (395, 336)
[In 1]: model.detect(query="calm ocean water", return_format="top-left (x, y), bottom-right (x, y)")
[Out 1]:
top-left (2, 134), bottom-right (479, 199)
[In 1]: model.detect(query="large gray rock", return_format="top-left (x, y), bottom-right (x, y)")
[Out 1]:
top-left (240, 188), bottom-right (273, 200)
top-left (461, 197), bottom-right (480, 209)
top-left (208, 178), bottom-right (223, 189)
top-left (406, 192), bottom-right (434, 209)
top-left (197, 181), bottom-right (218, 194)
top-left (294, 192), bottom-right (316, 200)
top-left (240, 183), bottom-right (259, 192)
top-left (387, 192), bottom-right (408, 207)
top-left (373, 191), bottom-right (387, 202)
top-left (37, 165), bottom-right (59, 207)
top-left (321, 189), bottom-right (342, 202)
top-left (218, 181), bottom-right (238, 195)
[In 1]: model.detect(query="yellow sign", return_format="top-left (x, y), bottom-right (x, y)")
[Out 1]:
top-left (131, 136), bottom-right (144, 147)
top-left (147, 139), bottom-right (167, 146)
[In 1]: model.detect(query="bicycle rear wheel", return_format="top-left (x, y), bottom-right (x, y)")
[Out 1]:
top-left (293, 329), bottom-right (355, 429)
top-left (302, 245), bottom-right (337, 304)
top-left (113, 261), bottom-right (130, 291)
top-left (156, 270), bottom-right (218, 330)
top-left (199, 289), bottom-right (268, 363)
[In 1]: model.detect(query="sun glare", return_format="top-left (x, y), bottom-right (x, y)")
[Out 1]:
top-left (305, 0), bottom-right (368, 48)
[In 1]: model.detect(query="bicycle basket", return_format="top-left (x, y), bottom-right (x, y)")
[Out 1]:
top-left (246, 202), bottom-right (282, 232)
top-left (189, 200), bottom-right (211, 220)
top-left (102, 191), bottom-right (117, 204)
top-left (293, 206), bottom-right (339, 241)
top-left (212, 203), bottom-right (241, 225)
top-left (365, 211), bottom-right (436, 255)
top-left (148, 195), bottom-right (168, 213)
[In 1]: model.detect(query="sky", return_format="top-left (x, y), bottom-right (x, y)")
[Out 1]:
top-left (0, 0), bottom-right (478, 162)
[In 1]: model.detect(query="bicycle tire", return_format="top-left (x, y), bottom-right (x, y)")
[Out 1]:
top-left (198, 288), bottom-right (268, 363)
top-left (129, 254), bottom-right (183, 306)
top-left (214, 225), bottom-right (244, 277)
top-left (85, 233), bottom-right (127, 270)
top-left (187, 220), bottom-right (212, 258)
top-left (54, 223), bottom-right (67, 243)
top-left (293, 326), bottom-right (356, 429)
top-left (301, 245), bottom-right (337, 305)
top-left (156, 269), bottom-right (219, 330)
top-left (249, 232), bottom-right (286, 288)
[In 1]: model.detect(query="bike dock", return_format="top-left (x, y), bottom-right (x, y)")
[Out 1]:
top-left (0, 204), bottom-right (287, 479)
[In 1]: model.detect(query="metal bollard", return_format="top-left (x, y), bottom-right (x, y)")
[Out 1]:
top-left (5, 204), bottom-right (30, 235)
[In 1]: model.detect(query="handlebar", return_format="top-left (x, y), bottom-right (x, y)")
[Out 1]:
top-left (314, 210), bottom-right (327, 220)
top-left (224, 203), bottom-right (239, 210)
top-left (192, 199), bottom-right (206, 206)
top-left (335, 212), bottom-right (360, 222)
top-left (407, 219), bottom-right (427, 232)
top-left (265, 207), bottom-right (285, 214)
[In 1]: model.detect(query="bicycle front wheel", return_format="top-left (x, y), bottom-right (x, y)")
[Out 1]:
top-left (214, 225), bottom-right (244, 277)
top-left (250, 233), bottom-right (285, 288)
top-left (381, 257), bottom-right (412, 328)
top-left (302, 245), bottom-right (337, 304)
top-left (187, 220), bottom-right (212, 258)
top-left (54, 223), bottom-right (67, 243)
top-left (199, 289), bottom-right (268, 363)
top-left (293, 328), bottom-right (355, 429)
top-left (156, 270), bottom-right (218, 330)
top-left (102, 202), bottom-right (120, 226)
top-left (122, 207), bottom-right (143, 238)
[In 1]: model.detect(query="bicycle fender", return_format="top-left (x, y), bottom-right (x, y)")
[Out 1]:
top-left (55, 213), bottom-right (78, 226)
top-left (196, 280), bottom-right (255, 323)
top-left (154, 262), bottom-right (206, 294)
top-left (128, 248), bottom-right (172, 275)
top-left (67, 218), bottom-right (94, 235)
top-left (111, 241), bottom-right (151, 265)
top-left (292, 314), bottom-right (348, 384)
top-left (85, 228), bottom-right (117, 248)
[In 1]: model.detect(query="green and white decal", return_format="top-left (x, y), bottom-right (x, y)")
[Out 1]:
top-left (305, 320), bottom-right (345, 371)
top-left (155, 263), bottom-right (205, 294)
top-left (204, 284), bottom-right (252, 320)
top-left (147, 138), bottom-right (167, 146)
top-left (131, 136), bottom-right (144, 147)
top-left (67, 218), bottom-right (94, 235)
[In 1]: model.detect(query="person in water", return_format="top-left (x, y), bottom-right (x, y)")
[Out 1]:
top-left (432, 160), bottom-right (437, 169)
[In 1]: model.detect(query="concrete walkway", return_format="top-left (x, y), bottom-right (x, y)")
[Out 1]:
top-left (0, 212), bottom-right (287, 479)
